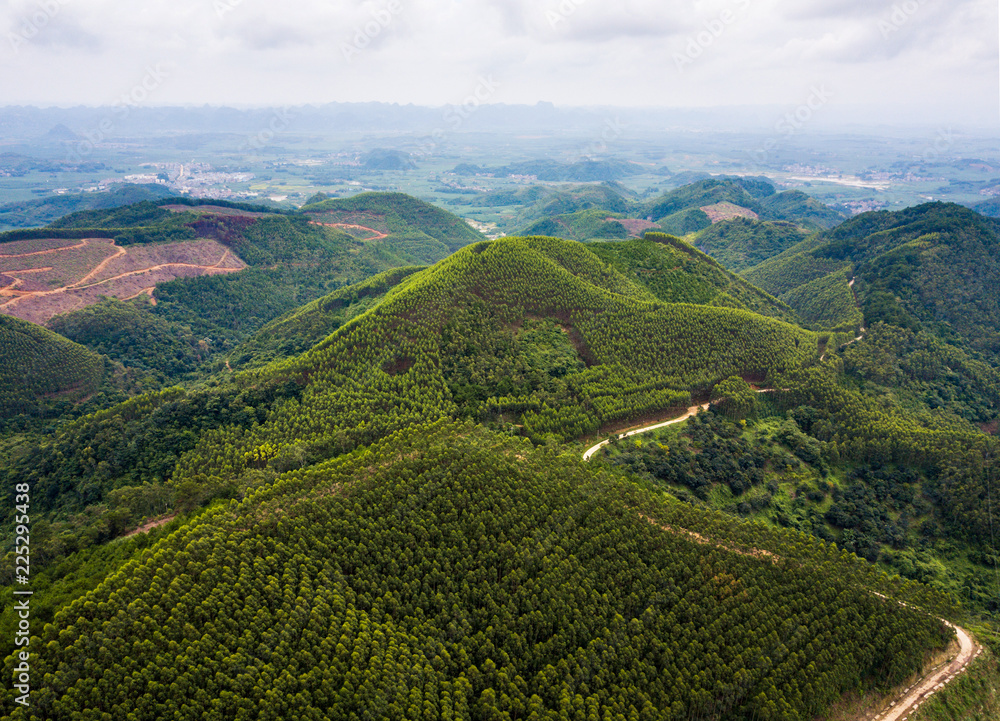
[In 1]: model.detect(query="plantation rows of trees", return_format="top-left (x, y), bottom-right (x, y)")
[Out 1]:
top-left (587, 235), bottom-right (797, 324)
top-left (0, 423), bottom-right (954, 720)
top-left (778, 268), bottom-right (863, 333)
top-left (693, 218), bottom-right (808, 273)
top-left (0, 315), bottom-right (106, 417)
top-left (162, 236), bottom-right (818, 489)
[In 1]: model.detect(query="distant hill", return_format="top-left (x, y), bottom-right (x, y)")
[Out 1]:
top-left (516, 208), bottom-right (631, 241)
top-left (459, 182), bottom-right (633, 222)
top-left (642, 177), bottom-right (845, 233)
top-left (455, 159), bottom-right (644, 182)
top-left (302, 191), bottom-right (485, 263)
top-left (361, 148), bottom-right (417, 171)
top-left (694, 217), bottom-right (811, 272)
top-left (744, 202), bottom-right (1000, 353)
top-left (971, 197), bottom-right (1000, 218)
top-left (0, 184), bottom-right (175, 230)
top-left (0, 314), bottom-right (107, 418)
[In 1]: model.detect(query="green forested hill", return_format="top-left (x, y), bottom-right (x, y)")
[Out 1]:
top-left (0, 314), bottom-right (108, 418)
top-left (694, 217), bottom-right (811, 272)
top-left (516, 207), bottom-right (631, 241)
top-left (0, 184), bottom-right (175, 230)
top-left (641, 178), bottom-right (845, 233)
top-left (0, 235), bottom-right (819, 578)
top-left (743, 203), bottom-right (1000, 359)
top-left (587, 233), bottom-right (798, 323)
top-left (301, 191), bottom-right (485, 262)
top-left (0, 422), bottom-right (954, 721)
top-left (228, 266), bottom-right (425, 370)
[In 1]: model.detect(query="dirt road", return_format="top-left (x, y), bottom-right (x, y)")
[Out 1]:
top-left (875, 619), bottom-right (980, 721)
top-left (309, 221), bottom-right (389, 240)
top-left (581, 402), bottom-right (710, 461)
top-left (582, 392), bottom-right (981, 721)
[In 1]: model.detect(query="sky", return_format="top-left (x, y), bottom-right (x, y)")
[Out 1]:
top-left (1, 0), bottom-right (997, 127)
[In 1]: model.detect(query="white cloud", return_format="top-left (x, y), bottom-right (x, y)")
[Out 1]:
top-left (0, 0), bottom-right (994, 125)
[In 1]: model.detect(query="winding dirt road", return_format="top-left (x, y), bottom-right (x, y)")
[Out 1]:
top-left (0, 238), bottom-right (90, 258)
top-left (581, 396), bottom-right (981, 721)
top-left (309, 221), bottom-right (389, 240)
top-left (873, 616), bottom-right (979, 721)
top-left (581, 402), bottom-right (710, 460)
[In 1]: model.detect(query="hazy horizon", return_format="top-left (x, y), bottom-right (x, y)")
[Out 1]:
top-left (1, 0), bottom-right (997, 130)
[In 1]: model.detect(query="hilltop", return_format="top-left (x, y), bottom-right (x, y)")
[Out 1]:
top-left (693, 217), bottom-right (811, 272)
top-left (301, 191), bottom-right (485, 264)
top-left (743, 202), bottom-right (1000, 354)
top-left (586, 233), bottom-right (798, 324)
top-left (641, 177), bottom-right (845, 235)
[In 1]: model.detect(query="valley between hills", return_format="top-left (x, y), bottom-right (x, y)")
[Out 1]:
top-left (1, 181), bottom-right (1000, 720)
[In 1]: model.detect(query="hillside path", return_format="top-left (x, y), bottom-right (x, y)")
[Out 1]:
top-left (309, 221), bottom-right (389, 240)
top-left (0, 238), bottom-right (90, 258)
top-left (874, 618), bottom-right (979, 721)
top-left (581, 403), bottom-right (710, 461)
top-left (582, 393), bottom-right (981, 721)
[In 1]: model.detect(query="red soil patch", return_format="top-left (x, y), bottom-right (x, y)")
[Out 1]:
top-left (123, 514), bottom-right (177, 538)
top-left (0, 238), bottom-right (246, 326)
top-left (699, 202), bottom-right (760, 224)
top-left (310, 221), bottom-right (388, 241)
